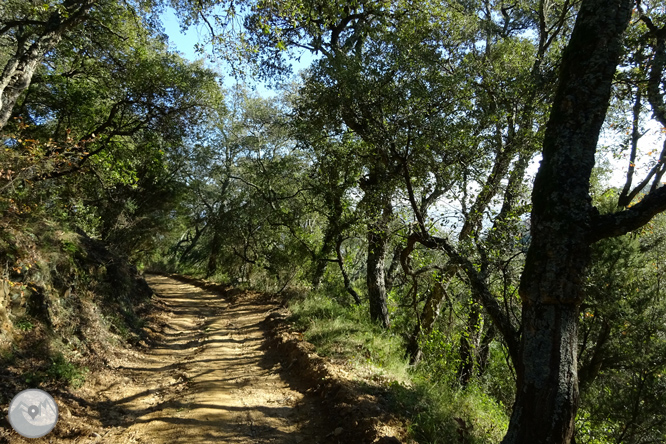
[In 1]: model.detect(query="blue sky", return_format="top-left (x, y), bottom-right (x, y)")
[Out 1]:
top-left (159, 8), bottom-right (314, 96)
top-left (160, 9), bottom-right (211, 63)
top-left (160, 7), bottom-right (275, 95)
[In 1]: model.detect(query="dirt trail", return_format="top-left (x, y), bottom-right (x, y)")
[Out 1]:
top-left (113, 274), bottom-right (330, 443)
top-left (105, 274), bottom-right (330, 443)
top-left (3, 275), bottom-right (336, 443)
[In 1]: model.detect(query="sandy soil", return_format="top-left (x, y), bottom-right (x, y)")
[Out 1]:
top-left (1, 275), bottom-right (350, 443)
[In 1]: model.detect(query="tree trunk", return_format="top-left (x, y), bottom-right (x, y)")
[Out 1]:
top-left (384, 245), bottom-right (402, 292)
top-left (476, 323), bottom-right (496, 377)
top-left (367, 200), bottom-right (391, 328)
top-left (179, 224), bottom-right (207, 263)
top-left (335, 236), bottom-right (361, 305)
top-left (0, 55), bottom-right (44, 130)
top-left (311, 256), bottom-right (328, 289)
top-left (206, 230), bottom-right (221, 278)
top-left (367, 221), bottom-right (390, 328)
top-left (407, 280), bottom-right (447, 365)
top-left (503, 303), bottom-right (581, 444)
top-left (0, 1), bottom-right (94, 131)
top-left (502, 1), bottom-right (633, 443)
top-left (578, 321), bottom-right (611, 390)
top-left (458, 300), bottom-right (483, 385)
top-left (311, 226), bottom-right (336, 288)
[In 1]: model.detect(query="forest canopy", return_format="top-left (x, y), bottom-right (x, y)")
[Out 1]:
top-left (3, 1), bottom-right (666, 443)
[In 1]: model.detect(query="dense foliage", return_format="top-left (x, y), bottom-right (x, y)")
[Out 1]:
top-left (3, 1), bottom-right (666, 443)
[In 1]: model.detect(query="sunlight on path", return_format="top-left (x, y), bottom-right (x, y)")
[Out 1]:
top-left (110, 275), bottom-right (322, 444)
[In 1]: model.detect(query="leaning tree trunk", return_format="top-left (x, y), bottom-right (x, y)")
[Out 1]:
top-left (502, 1), bottom-right (633, 443)
top-left (0, 54), bottom-right (45, 130)
top-left (407, 280), bottom-right (447, 365)
top-left (458, 300), bottom-right (483, 385)
top-left (335, 236), bottom-right (362, 305)
top-left (0, 1), bottom-right (95, 131)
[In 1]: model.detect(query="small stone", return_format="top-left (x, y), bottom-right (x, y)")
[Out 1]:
top-left (61, 405), bottom-right (72, 418)
top-left (333, 427), bottom-right (343, 436)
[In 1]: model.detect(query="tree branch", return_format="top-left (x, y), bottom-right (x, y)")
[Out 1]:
top-left (403, 231), bottom-right (521, 367)
top-left (589, 185), bottom-right (666, 242)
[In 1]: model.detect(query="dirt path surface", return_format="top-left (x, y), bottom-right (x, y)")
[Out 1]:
top-left (3, 275), bottom-right (345, 443)
top-left (109, 274), bottom-right (332, 443)
top-left (103, 274), bottom-right (334, 443)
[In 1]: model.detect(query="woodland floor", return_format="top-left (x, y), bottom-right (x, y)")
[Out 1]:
top-left (1, 275), bottom-right (405, 444)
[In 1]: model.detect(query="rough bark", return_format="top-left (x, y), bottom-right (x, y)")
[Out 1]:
top-left (360, 164), bottom-right (393, 329)
top-left (502, 1), bottom-right (633, 443)
top-left (367, 212), bottom-right (391, 328)
top-left (0, 53), bottom-right (44, 130)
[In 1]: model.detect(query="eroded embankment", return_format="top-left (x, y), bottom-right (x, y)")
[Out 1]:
top-left (2, 274), bottom-right (406, 443)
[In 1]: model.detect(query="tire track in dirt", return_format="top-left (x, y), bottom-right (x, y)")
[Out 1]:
top-left (102, 274), bottom-right (328, 443)
top-left (0, 275), bottom-right (329, 444)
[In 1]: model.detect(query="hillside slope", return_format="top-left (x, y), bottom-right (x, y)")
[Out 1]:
top-left (1, 220), bottom-right (152, 409)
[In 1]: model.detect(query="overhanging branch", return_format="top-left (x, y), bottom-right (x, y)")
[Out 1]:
top-left (589, 185), bottom-right (666, 242)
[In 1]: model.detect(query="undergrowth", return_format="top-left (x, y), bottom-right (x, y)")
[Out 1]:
top-left (288, 290), bottom-right (509, 444)
top-left (47, 353), bottom-right (88, 388)
top-left (21, 353), bottom-right (88, 388)
top-left (1, 215), bottom-right (152, 398)
top-left (288, 292), bottom-right (410, 382)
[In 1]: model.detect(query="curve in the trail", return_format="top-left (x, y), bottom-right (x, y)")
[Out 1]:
top-left (103, 275), bottom-right (327, 444)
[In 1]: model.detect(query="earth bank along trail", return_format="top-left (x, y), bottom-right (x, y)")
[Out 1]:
top-left (5, 274), bottom-right (384, 444)
top-left (102, 274), bottom-right (330, 443)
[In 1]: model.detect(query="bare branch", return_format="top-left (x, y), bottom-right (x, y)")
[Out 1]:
top-left (0, 20), bottom-right (48, 36)
top-left (618, 87), bottom-right (645, 207)
top-left (401, 231), bottom-right (520, 367)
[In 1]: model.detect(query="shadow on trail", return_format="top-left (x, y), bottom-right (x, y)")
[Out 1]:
top-left (65, 274), bottom-right (332, 444)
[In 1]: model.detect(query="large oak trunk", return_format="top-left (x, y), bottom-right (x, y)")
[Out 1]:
top-left (0, 57), bottom-right (43, 130)
top-left (503, 303), bottom-right (581, 443)
top-left (502, 1), bottom-right (633, 443)
top-left (361, 169), bottom-right (393, 329)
